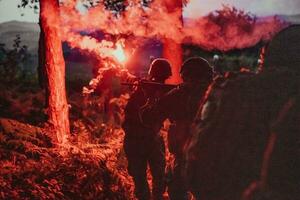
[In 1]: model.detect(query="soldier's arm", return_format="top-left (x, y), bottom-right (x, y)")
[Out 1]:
top-left (156, 88), bottom-right (181, 116)
top-left (123, 87), bottom-right (145, 126)
top-left (140, 87), bottom-right (180, 126)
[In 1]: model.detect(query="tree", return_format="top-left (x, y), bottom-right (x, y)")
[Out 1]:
top-left (19, 0), bottom-right (70, 144)
top-left (39, 0), bottom-right (70, 144)
top-left (160, 0), bottom-right (184, 84)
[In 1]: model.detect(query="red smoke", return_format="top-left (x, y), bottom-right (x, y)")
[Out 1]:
top-left (60, 3), bottom-right (286, 53)
top-left (61, 30), bottom-right (129, 65)
top-left (57, 1), bottom-right (288, 95)
top-left (183, 5), bottom-right (287, 51)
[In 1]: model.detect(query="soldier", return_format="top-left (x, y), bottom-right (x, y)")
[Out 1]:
top-left (185, 25), bottom-right (300, 200)
top-left (122, 58), bottom-right (172, 200)
top-left (141, 57), bottom-right (213, 200)
top-left (242, 25), bottom-right (300, 200)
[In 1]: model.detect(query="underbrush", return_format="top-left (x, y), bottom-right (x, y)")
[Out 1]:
top-left (0, 119), bottom-right (134, 200)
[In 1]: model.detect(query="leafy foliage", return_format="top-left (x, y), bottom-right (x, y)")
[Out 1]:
top-left (206, 5), bottom-right (257, 34)
top-left (183, 42), bottom-right (263, 73)
top-left (18, 0), bottom-right (129, 14)
top-left (0, 35), bottom-right (31, 83)
top-left (104, 0), bottom-right (127, 13)
top-left (18, 0), bottom-right (39, 14)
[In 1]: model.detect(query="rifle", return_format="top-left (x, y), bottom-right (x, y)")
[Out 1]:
top-left (121, 80), bottom-right (177, 93)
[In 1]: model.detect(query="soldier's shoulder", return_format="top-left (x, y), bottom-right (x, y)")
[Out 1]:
top-left (158, 85), bottom-right (184, 103)
top-left (207, 71), bottom-right (254, 98)
top-left (214, 71), bottom-right (255, 89)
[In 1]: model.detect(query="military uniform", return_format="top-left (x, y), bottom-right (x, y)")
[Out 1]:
top-left (122, 58), bottom-right (173, 200)
top-left (142, 82), bottom-right (210, 200)
top-left (123, 86), bottom-right (167, 200)
top-left (140, 57), bottom-right (213, 200)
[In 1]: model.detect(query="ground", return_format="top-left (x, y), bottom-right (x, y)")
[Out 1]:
top-left (0, 118), bottom-right (136, 200)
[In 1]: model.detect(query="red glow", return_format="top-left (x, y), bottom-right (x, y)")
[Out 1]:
top-left (112, 41), bottom-right (127, 64)
top-left (62, 31), bottom-right (129, 67)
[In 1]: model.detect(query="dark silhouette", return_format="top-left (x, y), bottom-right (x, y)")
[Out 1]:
top-left (141, 57), bottom-right (213, 200)
top-left (185, 25), bottom-right (300, 200)
top-left (122, 58), bottom-right (172, 200)
top-left (243, 25), bottom-right (300, 200)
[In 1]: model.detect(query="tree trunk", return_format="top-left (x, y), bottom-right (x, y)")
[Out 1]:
top-left (163, 0), bottom-right (183, 84)
top-left (39, 0), bottom-right (70, 144)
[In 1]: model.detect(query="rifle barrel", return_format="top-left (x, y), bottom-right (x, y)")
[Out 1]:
top-left (121, 81), bottom-right (176, 87)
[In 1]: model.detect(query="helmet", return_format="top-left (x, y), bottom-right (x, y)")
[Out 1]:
top-left (148, 58), bottom-right (172, 81)
top-left (264, 25), bottom-right (300, 72)
top-left (180, 57), bottom-right (212, 82)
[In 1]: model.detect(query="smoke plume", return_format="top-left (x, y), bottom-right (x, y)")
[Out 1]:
top-left (59, 1), bottom-right (287, 64)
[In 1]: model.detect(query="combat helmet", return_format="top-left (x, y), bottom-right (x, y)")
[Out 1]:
top-left (148, 58), bottom-right (172, 81)
top-left (180, 57), bottom-right (213, 82)
top-left (264, 25), bottom-right (300, 72)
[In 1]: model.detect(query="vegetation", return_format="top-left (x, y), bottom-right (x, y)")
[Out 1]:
top-left (0, 119), bottom-right (133, 200)
top-left (0, 35), bottom-right (33, 83)
top-left (183, 42), bottom-right (262, 72)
